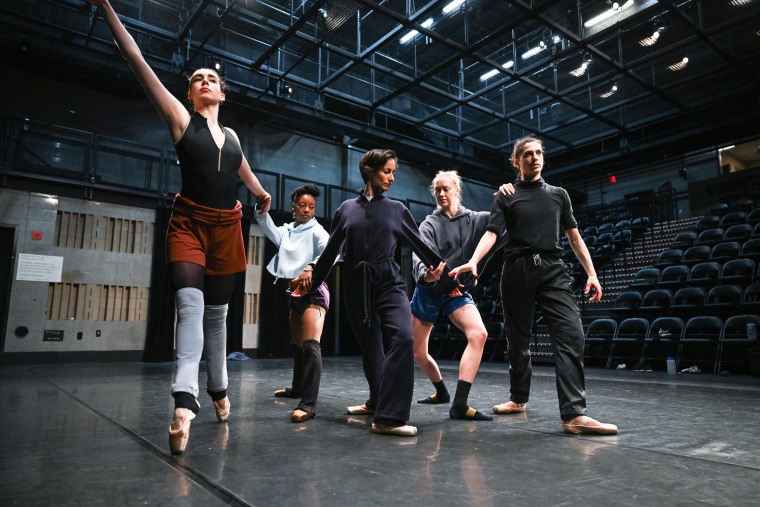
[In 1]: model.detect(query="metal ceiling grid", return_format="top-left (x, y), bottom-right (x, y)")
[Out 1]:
top-left (0, 0), bottom-right (758, 182)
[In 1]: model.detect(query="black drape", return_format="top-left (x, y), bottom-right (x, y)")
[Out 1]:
top-left (144, 205), bottom-right (174, 362)
top-left (225, 217), bottom-right (249, 353)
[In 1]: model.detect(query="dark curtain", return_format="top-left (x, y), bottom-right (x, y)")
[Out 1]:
top-left (144, 205), bottom-right (174, 362)
top-left (225, 217), bottom-right (249, 353)
top-left (257, 237), bottom-right (293, 359)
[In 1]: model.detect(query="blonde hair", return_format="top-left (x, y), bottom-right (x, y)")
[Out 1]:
top-left (430, 170), bottom-right (463, 210)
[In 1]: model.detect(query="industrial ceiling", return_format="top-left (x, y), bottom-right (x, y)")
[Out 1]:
top-left (2, 0), bottom-right (759, 183)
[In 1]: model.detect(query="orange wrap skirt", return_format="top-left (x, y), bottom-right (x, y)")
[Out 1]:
top-left (166, 195), bottom-right (247, 275)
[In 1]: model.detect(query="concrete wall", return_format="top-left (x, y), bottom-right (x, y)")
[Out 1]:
top-left (2, 189), bottom-right (153, 354)
top-left (1, 188), bottom-right (269, 356)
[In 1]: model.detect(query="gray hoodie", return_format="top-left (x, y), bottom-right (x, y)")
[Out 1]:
top-left (412, 207), bottom-right (504, 293)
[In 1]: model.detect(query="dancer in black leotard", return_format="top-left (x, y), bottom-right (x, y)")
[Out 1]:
top-left (88, 0), bottom-right (272, 454)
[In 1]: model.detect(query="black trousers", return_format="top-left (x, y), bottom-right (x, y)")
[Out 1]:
top-left (343, 264), bottom-right (414, 427)
top-left (500, 255), bottom-right (587, 419)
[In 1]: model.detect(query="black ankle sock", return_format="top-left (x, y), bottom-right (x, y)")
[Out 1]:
top-left (452, 379), bottom-right (471, 407)
top-left (173, 392), bottom-right (200, 414)
top-left (417, 380), bottom-right (451, 404)
top-left (207, 388), bottom-right (227, 401)
top-left (433, 380), bottom-right (450, 400)
top-left (449, 380), bottom-right (493, 421)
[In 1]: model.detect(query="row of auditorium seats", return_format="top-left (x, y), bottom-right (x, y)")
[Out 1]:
top-left (585, 314), bottom-right (760, 374)
top-left (655, 241), bottom-right (759, 270)
top-left (694, 208), bottom-right (760, 233)
top-left (561, 216), bottom-right (651, 276)
top-left (605, 283), bottom-right (760, 319)
top-left (687, 223), bottom-right (758, 244)
top-left (630, 259), bottom-right (757, 291)
top-left (589, 200), bottom-right (760, 375)
top-left (705, 198), bottom-right (756, 216)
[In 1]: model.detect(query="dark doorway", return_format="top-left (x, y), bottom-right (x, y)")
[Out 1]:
top-left (0, 226), bottom-right (18, 363)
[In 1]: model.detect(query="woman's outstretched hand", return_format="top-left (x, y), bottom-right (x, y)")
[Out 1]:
top-left (448, 261), bottom-right (478, 280)
top-left (423, 261), bottom-right (446, 283)
top-left (494, 182), bottom-right (516, 196)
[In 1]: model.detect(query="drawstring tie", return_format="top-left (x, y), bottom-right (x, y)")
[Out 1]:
top-left (354, 259), bottom-right (389, 327)
top-left (533, 253), bottom-right (541, 266)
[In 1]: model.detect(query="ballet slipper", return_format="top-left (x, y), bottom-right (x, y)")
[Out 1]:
top-left (213, 397), bottom-right (230, 423)
top-left (168, 410), bottom-right (196, 455)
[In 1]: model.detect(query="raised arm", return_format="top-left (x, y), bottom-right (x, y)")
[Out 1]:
top-left (256, 211), bottom-right (284, 248)
top-left (88, 0), bottom-right (189, 140)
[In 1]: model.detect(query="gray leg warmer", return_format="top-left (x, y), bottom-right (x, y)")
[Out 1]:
top-left (203, 303), bottom-right (229, 395)
top-left (171, 287), bottom-right (205, 399)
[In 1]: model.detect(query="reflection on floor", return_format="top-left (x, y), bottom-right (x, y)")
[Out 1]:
top-left (1, 357), bottom-right (759, 506)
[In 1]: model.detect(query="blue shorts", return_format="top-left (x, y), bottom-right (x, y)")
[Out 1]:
top-left (410, 285), bottom-right (474, 324)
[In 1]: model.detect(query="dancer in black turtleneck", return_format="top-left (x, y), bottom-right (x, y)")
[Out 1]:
top-left (451, 137), bottom-right (618, 436)
top-left (293, 149), bottom-right (460, 437)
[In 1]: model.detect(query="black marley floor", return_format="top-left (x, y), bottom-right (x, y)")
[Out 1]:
top-left (1, 357), bottom-right (759, 506)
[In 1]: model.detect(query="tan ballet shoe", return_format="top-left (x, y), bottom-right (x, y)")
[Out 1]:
top-left (347, 403), bottom-right (375, 415)
top-left (291, 408), bottom-right (315, 423)
top-left (213, 397), bottom-right (230, 423)
top-left (370, 422), bottom-right (417, 437)
top-left (492, 401), bottom-right (527, 414)
top-left (562, 415), bottom-right (618, 435)
top-left (168, 410), bottom-right (196, 455)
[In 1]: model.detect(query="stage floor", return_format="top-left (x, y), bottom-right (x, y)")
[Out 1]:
top-left (2, 357), bottom-right (759, 506)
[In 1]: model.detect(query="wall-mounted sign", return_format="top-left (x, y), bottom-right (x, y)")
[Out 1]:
top-left (43, 330), bottom-right (64, 342)
top-left (16, 253), bottom-right (63, 282)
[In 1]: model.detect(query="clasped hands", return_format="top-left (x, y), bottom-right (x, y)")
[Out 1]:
top-left (289, 267), bottom-right (313, 297)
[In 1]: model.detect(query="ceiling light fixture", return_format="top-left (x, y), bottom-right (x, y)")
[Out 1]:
top-left (570, 53), bottom-right (592, 77)
top-left (569, 65), bottom-right (587, 77)
top-left (480, 60), bottom-right (514, 81)
top-left (522, 45), bottom-right (545, 59)
top-left (640, 17), bottom-right (667, 46)
top-left (729, 0), bottom-right (753, 6)
top-left (667, 56), bottom-right (689, 71)
top-left (584, 0), bottom-right (634, 28)
top-left (600, 83), bottom-right (618, 98)
top-left (639, 31), bottom-right (659, 46)
top-left (399, 18), bottom-right (434, 44)
top-left (442, 0), bottom-right (466, 14)
top-left (522, 35), bottom-right (560, 60)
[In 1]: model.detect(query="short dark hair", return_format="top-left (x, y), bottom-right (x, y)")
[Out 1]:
top-left (359, 149), bottom-right (397, 183)
top-left (291, 183), bottom-right (321, 203)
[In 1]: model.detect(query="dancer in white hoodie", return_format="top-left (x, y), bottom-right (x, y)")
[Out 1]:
top-left (259, 183), bottom-right (330, 422)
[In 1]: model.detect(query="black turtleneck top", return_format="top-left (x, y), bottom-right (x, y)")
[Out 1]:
top-left (486, 177), bottom-right (577, 259)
